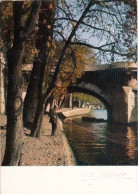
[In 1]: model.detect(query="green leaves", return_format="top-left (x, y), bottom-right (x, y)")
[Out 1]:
top-left (73, 93), bottom-right (101, 104)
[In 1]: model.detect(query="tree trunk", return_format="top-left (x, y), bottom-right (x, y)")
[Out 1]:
top-left (26, 1), bottom-right (56, 137)
top-left (30, 100), bottom-right (44, 138)
top-left (23, 60), bottom-right (41, 129)
top-left (2, 45), bottom-right (25, 166)
top-left (2, 1), bottom-right (41, 165)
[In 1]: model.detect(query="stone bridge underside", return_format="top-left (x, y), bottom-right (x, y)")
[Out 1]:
top-left (68, 67), bottom-right (138, 124)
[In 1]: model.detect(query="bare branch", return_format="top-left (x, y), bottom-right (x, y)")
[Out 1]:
top-left (24, 1), bottom-right (41, 37)
top-left (55, 17), bottom-right (115, 39)
top-left (71, 41), bottom-right (133, 57)
top-left (53, 30), bottom-right (66, 42)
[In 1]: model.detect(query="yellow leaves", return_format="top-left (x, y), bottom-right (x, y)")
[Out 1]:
top-left (33, 48), bottom-right (37, 54)
top-left (49, 50), bottom-right (55, 57)
top-left (48, 42), bottom-right (57, 57)
top-left (43, 19), bottom-right (47, 24)
top-left (1, 3), bottom-right (13, 19)
top-left (46, 41), bottom-right (50, 48)
top-left (47, 25), bottom-right (51, 29)
top-left (0, 2), bottom-right (14, 47)
top-left (129, 47), bottom-right (135, 53)
top-left (48, 36), bottom-right (51, 41)
top-left (48, 41), bottom-right (97, 98)
top-left (55, 79), bottom-right (62, 87)
top-left (99, 1), bottom-right (105, 6)
top-left (52, 43), bottom-right (56, 50)
top-left (31, 48), bottom-right (38, 57)
top-left (23, 2), bottom-right (32, 9)
top-left (23, 1), bottom-right (32, 14)
top-left (71, 21), bottom-right (75, 27)
top-left (49, 3), bottom-right (53, 9)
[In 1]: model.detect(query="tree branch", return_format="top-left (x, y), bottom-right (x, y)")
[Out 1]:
top-left (53, 30), bottom-right (66, 42)
top-left (57, 5), bottom-right (72, 20)
top-left (13, 1), bottom-right (24, 45)
top-left (24, 1), bottom-right (41, 38)
top-left (55, 17), bottom-right (115, 38)
top-left (71, 41), bottom-right (133, 57)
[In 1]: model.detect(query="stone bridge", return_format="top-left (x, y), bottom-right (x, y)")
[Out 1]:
top-left (0, 54), bottom-right (137, 124)
top-left (68, 62), bottom-right (138, 124)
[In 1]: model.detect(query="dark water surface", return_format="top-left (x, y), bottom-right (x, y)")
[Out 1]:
top-left (63, 110), bottom-right (138, 165)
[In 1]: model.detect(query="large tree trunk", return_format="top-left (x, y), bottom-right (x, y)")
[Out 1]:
top-left (2, 2), bottom-right (25, 166)
top-left (23, 60), bottom-right (41, 129)
top-left (2, 44), bottom-right (25, 166)
top-left (2, 1), bottom-right (41, 165)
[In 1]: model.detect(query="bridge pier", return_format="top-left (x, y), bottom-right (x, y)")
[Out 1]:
top-left (71, 63), bottom-right (138, 125)
top-left (110, 87), bottom-right (137, 124)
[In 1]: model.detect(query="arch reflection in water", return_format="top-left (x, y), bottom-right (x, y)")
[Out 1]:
top-left (63, 114), bottom-right (138, 165)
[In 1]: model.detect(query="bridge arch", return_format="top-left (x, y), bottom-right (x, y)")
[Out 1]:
top-left (68, 85), bottom-right (112, 121)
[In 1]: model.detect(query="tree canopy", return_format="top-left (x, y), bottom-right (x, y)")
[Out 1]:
top-left (0, 0), bottom-right (136, 63)
top-left (54, 0), bottom-right (136, 63)
top-left (49, 42), bottom-right (97, 98)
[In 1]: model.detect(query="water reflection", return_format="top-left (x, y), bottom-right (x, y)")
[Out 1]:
top-left (126, 127), bottom-right (135, 160)
top-left (64, 116), bottom-right (138, 165)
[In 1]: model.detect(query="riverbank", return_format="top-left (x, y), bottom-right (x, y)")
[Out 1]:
top-left (0, 114), bottom-right (76, 166)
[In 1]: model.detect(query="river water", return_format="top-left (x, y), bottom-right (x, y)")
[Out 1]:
top-left (63, 110), bottom-right (138, 165)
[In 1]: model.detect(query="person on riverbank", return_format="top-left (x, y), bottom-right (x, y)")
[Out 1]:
top-left (49, 106), bottom-right (58, 136)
